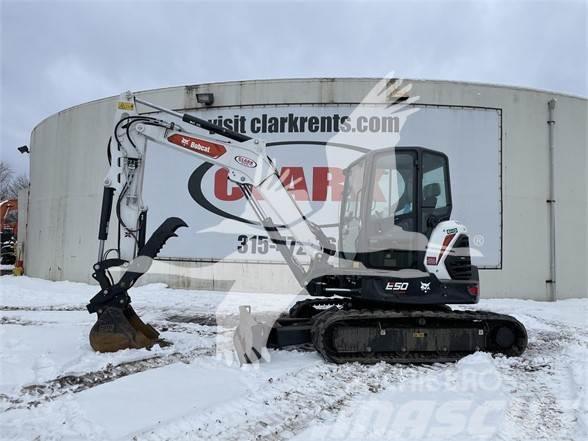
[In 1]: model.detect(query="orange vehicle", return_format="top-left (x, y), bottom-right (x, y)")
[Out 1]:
top-left (0, 199), bottom-right (17, 265)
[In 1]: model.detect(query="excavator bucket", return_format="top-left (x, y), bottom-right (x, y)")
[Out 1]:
top-left (89, 305), bottom-right (162, 352)
top-left (87, 217), bottom-right (188, 352)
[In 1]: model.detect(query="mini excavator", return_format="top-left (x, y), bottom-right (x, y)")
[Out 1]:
top-left (87, 91), bottom-right (527, 364)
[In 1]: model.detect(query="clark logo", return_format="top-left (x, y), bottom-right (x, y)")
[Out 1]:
top-left (234, 156), bottom-right (257, 168)
top-left (188, 140), bottom-right (370, 225)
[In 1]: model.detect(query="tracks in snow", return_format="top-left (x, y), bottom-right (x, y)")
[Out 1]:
top-left (2, 304), bottom-right (586, 441)
top-left (0, 305), bottom-right (86, 312)
top-left (494, 324), bottom-right (587, 440)
top-left (0, 316), bottom-right (220, 411)
top-left (1, 345), bottom-right (215, 411)
top-left (139, 361), bottom-right (447, 441)
top-left (137, 312), bottom-right (588, 441)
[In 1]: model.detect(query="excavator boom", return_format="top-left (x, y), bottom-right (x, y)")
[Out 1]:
top-left (87, 92), bottom-right (332, 352)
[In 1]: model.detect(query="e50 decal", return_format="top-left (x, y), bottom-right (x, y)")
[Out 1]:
top-left (385, 281), bottom-right (409, 292)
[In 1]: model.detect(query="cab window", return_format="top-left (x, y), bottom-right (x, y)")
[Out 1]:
top-left (422, 153), bottom-right (449, 210)
top-left (370, 152), bottom-right (415, 219)
top-left (340, 159), bottom-right (365, 258)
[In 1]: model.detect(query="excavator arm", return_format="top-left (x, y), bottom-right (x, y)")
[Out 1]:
top-left (87, 92), bottom-right (332, 352)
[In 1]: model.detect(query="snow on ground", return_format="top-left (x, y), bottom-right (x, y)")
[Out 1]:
top-left (0, 275), bottom-right (586, 441)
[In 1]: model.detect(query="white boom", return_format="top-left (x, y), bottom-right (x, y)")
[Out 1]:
top-left (99, 91), bottom-right (329, 283)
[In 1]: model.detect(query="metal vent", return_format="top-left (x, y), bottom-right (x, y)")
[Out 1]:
top-left (445, 235), bottom-right (473, 280)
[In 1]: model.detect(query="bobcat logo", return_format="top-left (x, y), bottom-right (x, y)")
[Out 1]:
top-left (420, 282), bottom-right (431, 293)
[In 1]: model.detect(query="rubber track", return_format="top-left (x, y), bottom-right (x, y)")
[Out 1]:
top-left (312, 308), bottom-right (528, 364)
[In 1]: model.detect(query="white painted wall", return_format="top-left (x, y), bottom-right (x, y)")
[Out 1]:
top-left (17, 187), bottom-right (28, 245)
top-left (25, 79), bottom-right (587, 300)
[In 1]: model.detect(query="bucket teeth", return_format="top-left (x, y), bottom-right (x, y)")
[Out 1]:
top-left (89, 306), bottom-right (162, 352)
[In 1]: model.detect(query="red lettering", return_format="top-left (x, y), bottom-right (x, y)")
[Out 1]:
top-left (280, 167), bottom-right (309, 200)
top-left (214, 169), bottom-right (243, 201)
top-left (312, 167), bottom-right (344, 201)
top-left (214, 166), bottom-right (347, 202)
top-left (214, 169), bottom-right (263, 201)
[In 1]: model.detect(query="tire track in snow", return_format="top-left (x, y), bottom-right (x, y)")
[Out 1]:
top-left (2, 346), bottom-right (214, 411)
top-left (1, 320), bottom-right (220, 412)
top-left (525, 313), bottom-right (588, 340)
top-left (135, 315), bottom-right (587, 441)
top-left (495, 325), bottom-right (586, 441)
top-left (0, 305), bottom-right (86, 312)
top-left (0, 316), bottom-right (57, 326)
top-left (138, 361), bottom-right (447, 441)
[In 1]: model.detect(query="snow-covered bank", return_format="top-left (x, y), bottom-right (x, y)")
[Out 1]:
top-left (0, 276), bottom-right (586, 440)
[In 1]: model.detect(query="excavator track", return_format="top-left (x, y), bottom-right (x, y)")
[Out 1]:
top-left (311, 308), bottom-right (527, 364)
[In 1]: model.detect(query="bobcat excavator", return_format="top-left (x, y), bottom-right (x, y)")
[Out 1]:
top-left (87, 91), bottom-right (527, 364)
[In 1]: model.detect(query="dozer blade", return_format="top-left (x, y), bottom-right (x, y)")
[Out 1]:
top-left (233, 305), bottom-right (272, 364)
top-left (89, 305), bottom-right (163, 352)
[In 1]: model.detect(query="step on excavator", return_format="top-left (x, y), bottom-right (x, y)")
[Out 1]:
top-left (87, 91), bottom-right (527, 364)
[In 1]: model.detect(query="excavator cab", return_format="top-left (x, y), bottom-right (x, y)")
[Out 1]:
top-left (340, 147), bottom-right (452, 271)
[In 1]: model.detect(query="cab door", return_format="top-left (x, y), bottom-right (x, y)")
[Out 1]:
top-left (363, 150), bottom-right (420, 270)
top-left (420, 151), bottom-right (452, 237)
top-left (339, 157), bottom-right (366, 264)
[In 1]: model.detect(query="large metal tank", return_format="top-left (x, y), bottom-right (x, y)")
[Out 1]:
top-left (25, 78), bottom-right (587, 299)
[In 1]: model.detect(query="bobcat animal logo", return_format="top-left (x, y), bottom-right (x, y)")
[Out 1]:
top-left (420, 282), bottom-right (431, 293)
